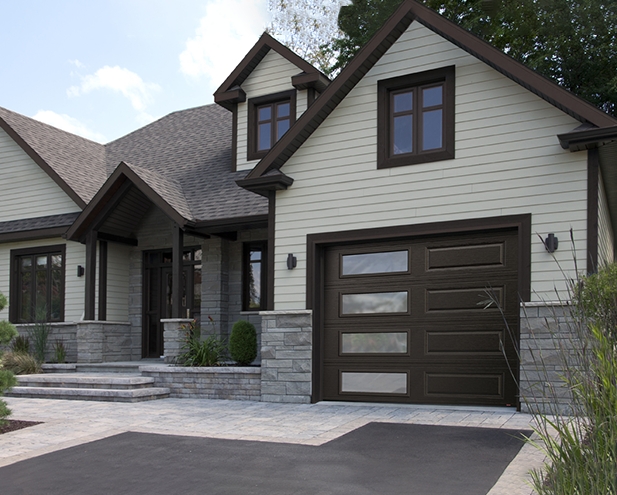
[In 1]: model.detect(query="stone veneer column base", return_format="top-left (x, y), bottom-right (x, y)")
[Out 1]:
top-left (161, 318), bottom-right (193, 364)
top-left (519, 302), bottom-right (578, 414)
top-left (260, 310), bottom-right (312, 404)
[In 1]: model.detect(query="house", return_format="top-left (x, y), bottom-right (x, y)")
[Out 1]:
top-left (1, 0), bottom-right (616, 411)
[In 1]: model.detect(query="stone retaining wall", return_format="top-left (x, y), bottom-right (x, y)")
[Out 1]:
top-left (14, 323), bottom-right (78, 363)
top-left (140, 366), bottom-right (261, 400)
top-left (76, 321), bottom-right (133, 363)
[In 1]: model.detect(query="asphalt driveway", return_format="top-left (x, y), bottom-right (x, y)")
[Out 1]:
top-left (0, 422), bottom-right (530, 495)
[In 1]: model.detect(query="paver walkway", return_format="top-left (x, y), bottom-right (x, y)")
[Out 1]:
top-left (1, 398), bottom-right (543, 494)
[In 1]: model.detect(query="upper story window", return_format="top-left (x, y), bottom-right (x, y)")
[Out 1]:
top-left (10, 245), bottom-right (65, 323)
top-left (378, 66), bottom-right (455, 169)
top-left (248, 90), bottom-right (296, 161)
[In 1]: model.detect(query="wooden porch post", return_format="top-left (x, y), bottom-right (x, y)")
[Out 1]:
top-left (85, 230), bottom-right (97, 320)
top-left (172, 223), bottom-right (184, 318)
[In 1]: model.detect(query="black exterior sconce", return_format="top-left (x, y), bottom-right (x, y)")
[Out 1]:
top-left (77, 265), bottom-right (85, 277)
top-left (544, 233), bottom-right (558, 253)
top-left (287, 253), bottom-right (297, 270)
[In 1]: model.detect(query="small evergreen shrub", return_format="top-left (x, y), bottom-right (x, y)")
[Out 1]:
top-left (229, 320), bottom-right (257, 365)
top-left (0, 292), bottom-right (17, 426)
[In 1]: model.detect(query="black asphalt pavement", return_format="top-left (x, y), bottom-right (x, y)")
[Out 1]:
top-left (0, 422), bottom-right (530, 494)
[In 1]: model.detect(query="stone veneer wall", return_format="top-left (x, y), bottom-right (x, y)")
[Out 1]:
top-left (260, 310), bottom-right (312, 403)
top-left (76, 321), bottom-right (133, 363)
top-left (519, 302), bottom-right (577, 414)
top-left (14, 323), bottom-right (78, 363)
top-left (141, 366), bottom-right (261, 400)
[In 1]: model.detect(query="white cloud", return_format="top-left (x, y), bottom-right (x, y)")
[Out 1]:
top-left (179, 0), bottom-right (270, 86)
top-left (68, 59), bottom-right (85, 68)
top-left (32, 110), bottom-right (107, 143)
top-left (68, 66), bottom-right (161, 112)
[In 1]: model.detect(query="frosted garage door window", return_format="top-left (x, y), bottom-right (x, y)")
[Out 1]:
top-left (341, 292), bottom-right (408, 314)
top-left (341, 372), bottom-right (408, 394)
top-left (341, 332), bottom-right (408, 353)
top-left (342, 250), bottom-right (408, 275)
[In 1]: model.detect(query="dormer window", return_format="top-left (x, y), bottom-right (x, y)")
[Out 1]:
top-left (248, 90), bottom-right (296, 160)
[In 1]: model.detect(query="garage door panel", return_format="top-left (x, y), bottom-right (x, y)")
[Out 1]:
top-left (320, 228), bottom-right (520, 407)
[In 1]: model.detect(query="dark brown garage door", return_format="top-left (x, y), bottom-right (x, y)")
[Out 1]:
top-left (321, 229), bottom-right (519, 407)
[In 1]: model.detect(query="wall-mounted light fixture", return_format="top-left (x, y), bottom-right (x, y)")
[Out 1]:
top-left (77, 265), bottom-right (85, 277)
top-left (544, 233), bottom-right (559, 253)
top-left (287, 253), bottom-right (297, 270)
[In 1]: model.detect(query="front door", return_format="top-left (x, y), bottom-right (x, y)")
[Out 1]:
top-left (142, 248), bottom-right (202, 358)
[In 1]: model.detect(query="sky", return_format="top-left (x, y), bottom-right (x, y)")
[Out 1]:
top-left (0, 0), bottom-right (271, 143)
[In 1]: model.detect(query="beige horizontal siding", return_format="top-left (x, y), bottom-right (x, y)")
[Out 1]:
top-left (598, 170), bottom-right (614, 268)
top-left (105, 242), bottom-right (130, 322)
top-left (235, 50), bottom-right (309, 172)
top-left (0, 238), bottom-right (86, 322)
top-left (272, 22), bottom-right (588, 309)
top-left (0, 128), bottom-right (81, 222)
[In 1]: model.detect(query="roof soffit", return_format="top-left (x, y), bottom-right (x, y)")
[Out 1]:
top-left (243, 0), bottom-right (617, 182)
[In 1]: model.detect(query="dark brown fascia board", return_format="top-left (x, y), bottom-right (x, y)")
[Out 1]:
top-left (0, 226), bottom-right (69, 243)
top-left (558, 125), bottom-right (617, 151)
top-left (236, 172), bottom-right (295, 196)
top-left (213, 32), bottom-right (329, 101)
top-left (0, 116), bottom-right (87, 209)
top-left (292, 72), bottom-right (330, 93)
top-left (214, 87), bottom-right (247, 111)
top-left (66, 162), bottom-right (192, 241)
top-left (246, 0), bottom-right (617, 180)
top-left (192, 214), bottom-right (269, 233)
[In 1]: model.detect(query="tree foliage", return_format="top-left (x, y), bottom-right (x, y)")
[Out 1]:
top-left (267, 0), bottom-right (348, 74)
top-left (329, 0), bottom-right (617, 115)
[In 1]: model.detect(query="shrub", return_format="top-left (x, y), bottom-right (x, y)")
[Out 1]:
top-left (11, 335), bottom-right (30, 355)
top-left (0, 292), bottom-right (17, 426)
top-left (1, 351), bottom-right (41, 375)
top-left (175, 321), bottom-right (228, 367)
top-left (573, 262), bottom-right (617, 335)
top-left (229, 320), bottom-right (257, 365)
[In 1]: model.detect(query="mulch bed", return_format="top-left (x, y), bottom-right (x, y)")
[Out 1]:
top-left (0, 420), bottom-right (42, 435)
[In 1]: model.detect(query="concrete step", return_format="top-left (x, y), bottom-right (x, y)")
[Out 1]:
top-left (6, 386), bottom-right (170, 402)
top-left (75, 362), bottom-right (144, 374)
top-left (15, 373), bottom-right (158, 390)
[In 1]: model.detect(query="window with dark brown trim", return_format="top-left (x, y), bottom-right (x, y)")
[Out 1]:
top-left (243, 242), bottom-right (267, 311)
top-left (247, 90), bottom-right (296, 160)
top-left (378, 66), bottom-right (455, 169)
top-left (10, 245), bottom-right (66, 323)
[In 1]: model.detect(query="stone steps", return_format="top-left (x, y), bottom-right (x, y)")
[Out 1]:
top-left (6, 373), bottom-right (170, 402)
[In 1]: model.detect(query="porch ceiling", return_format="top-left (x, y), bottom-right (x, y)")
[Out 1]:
top-left (98, 185), bottom-right (152, 240)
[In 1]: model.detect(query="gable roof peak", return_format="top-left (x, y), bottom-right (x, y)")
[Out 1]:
top-left (214, 32), bottom-right (330, 109)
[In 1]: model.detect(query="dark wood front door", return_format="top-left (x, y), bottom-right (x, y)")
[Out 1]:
top-left (321, 229), bottom-right (519, 407)
top-left (142, 248), bottom-right (202, 358)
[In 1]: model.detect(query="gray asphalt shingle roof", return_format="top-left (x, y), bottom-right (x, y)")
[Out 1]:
top-left (0, 103), bottom-right (267, 224)
top-left (0, 213), bottom-right (81, 234)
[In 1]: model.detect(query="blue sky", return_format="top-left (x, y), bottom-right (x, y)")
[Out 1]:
top-left (0, 0), bottom-right (270, 143)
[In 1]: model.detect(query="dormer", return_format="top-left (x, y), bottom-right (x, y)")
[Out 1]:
top-left (214, 33), bottom-right (330, 172)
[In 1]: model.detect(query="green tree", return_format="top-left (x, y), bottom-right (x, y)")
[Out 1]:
top-left (329, 0), bottom-right (617, 115)
top-left (0, 293), bottom-right (18, 426)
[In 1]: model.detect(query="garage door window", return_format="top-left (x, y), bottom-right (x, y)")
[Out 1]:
top-left (341, 332), bottom-right (408, 354)
top-left (341, 291), bottom-right (408, 314)
top-left (341, 250), bottom-right (408, 275)
top-left (341, 372), bottom-right (408, 394)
